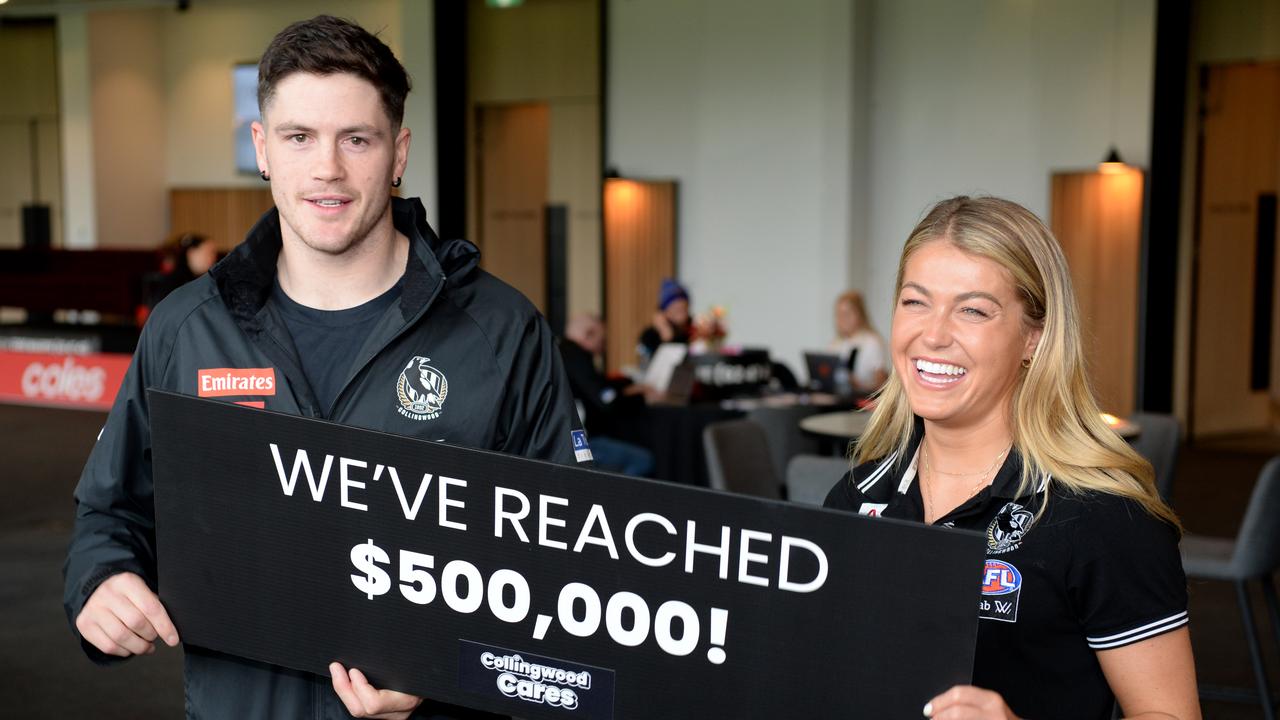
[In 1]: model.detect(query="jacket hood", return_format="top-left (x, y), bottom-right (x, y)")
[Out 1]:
top-left (391, 196), bottom-right (480, 284)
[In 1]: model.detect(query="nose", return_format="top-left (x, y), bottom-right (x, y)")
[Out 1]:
top-left (920, 308), bottom-right (953, 349)
top-left (311, 139), bottom-right (344, 183)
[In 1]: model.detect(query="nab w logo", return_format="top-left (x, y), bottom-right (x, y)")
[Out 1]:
top-left (981, 560), bottom-right (1021, 596)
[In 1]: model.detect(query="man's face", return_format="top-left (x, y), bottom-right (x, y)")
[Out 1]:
top-left (252, 72), bottom-right (410, 257)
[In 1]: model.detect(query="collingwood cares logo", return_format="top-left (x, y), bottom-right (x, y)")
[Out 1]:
top-left (396, 356), bottom-right (448, 421)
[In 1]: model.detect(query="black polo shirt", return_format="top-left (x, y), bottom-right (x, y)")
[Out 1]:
top-left (824, 425), bottom-right (1187, 720)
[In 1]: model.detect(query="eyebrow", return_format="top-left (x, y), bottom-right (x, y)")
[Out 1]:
top-left (274, 123), bottom-right (385, 137)
top-left (901, 282), bottom-right (1004, 308)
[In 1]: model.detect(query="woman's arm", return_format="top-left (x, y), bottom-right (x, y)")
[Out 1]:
top-left (924, 628), bottom-right (1199, 720)
top-left (1098, 627), bottom-right (1200, 719)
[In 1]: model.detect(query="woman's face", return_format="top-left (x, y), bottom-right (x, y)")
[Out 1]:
top-left (890, 241), bottom-right (1041, 431)
top-left (835, 299), bottom-right (862, 337)
top-left (663, 298), bottom-right (690, 327)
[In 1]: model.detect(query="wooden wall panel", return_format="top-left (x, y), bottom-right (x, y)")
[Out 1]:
top-left (170, 188), bottom-right (275, 251)
top-left (1051, 170), bottom-right (1144, 417)
top-left (604, 179), bottom-right (676, 374)
top-left (1191, 62), bottom-right (1280, 436)
top-left (476, 103), bottom-right (550, 312)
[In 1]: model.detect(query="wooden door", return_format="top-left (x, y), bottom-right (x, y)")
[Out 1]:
top-left (476, 103), bottom-right (550, 312)
top-left (1051, 170), bottom-right (1144, 417)
top-left (1192, 62), bottom-right (1280, 436)
top-left (604, 179), bottom-right (676, 373)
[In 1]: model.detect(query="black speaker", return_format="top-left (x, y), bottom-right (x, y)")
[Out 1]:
top-left (22, 204), bottom-right (51, 250)
top-left (545, 204), bottom-right (568, 338)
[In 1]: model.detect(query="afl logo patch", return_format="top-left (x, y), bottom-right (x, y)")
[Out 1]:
top-left (979, 559), bottom-right (1022, 623)
top-left (986, 501), bottom-right (1034, 555)
top-left (397, 356), bottom-right (448, 421)
top-left (981, 560), bottom-right (1021, 595)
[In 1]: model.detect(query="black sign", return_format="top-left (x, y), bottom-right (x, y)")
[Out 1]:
top-left (149, 391), bottom-right (986, 719)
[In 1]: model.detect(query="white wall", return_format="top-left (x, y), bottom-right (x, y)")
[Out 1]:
top-left (57, 11), bottom-right (96, 249)
top-left (91, 9), bottom-right (167, 248)
top-left (862, 0), bottom-right (1155, 329)
top-left (608, 0), bottom-right (858, 374)
top-left (609, 0), bottom-right (1155, 372)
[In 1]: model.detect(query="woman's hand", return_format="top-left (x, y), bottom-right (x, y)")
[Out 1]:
top-left (330, 662), bottom-right (424, 719)
top-left (652, 311), bottom-right (675, 341)
top-left (923, 686), bottom-right (1019, 720)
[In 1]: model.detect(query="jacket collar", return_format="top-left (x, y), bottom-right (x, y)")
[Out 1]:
top-left (209, 197), bottom-right (459, 331)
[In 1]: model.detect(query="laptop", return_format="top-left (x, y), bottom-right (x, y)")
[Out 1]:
top-left (804, 351), bottom-right (843, 394)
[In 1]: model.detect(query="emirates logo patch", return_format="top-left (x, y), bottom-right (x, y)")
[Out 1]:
top-left (396, 356), bottom-right (448, 421)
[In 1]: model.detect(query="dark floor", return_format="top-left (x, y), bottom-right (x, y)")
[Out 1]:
top-left (1, 403), bottom-right (1276, 718)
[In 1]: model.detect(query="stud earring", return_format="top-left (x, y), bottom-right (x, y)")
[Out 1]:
top-left (1021, 357), bottom-right (1032, 369)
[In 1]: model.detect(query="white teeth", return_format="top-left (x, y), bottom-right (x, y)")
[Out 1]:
top-left (915, 359), bottom-right (966, 377)
top-left (314, 199), bottom-right (344, 206)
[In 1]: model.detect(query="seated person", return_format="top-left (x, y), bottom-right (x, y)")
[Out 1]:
top-left (638, 278), bottom-right (692, 362)
top-left (561, 313), bottom-right (656, 477)
top-left (828, 290), bottom-right (888, 392)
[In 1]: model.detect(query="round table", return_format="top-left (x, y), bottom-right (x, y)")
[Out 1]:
top-left (800, 410), bottom-right (1141, 453)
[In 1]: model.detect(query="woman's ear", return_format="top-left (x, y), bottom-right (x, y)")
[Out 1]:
top-left (1023, 325), bottom-right (1044, 364)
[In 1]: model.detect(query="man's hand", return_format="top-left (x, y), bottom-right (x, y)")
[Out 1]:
top-left (330, 662), bottom-right (424, 719)
top-left (75, 572), bottom-right (180, 657)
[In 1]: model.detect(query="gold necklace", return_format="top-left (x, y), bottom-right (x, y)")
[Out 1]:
top-left (920, 442), bottom-right (1009, 521)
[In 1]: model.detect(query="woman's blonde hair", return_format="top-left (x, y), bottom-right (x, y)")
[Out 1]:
top-left (835, 290), bottom-right (875, 336)
top-left (855, 196), bottom-right (1179, 529)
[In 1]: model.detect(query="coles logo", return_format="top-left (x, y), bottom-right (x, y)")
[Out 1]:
top-left (981, 559), bottom-right (1022, 596)
top-left (0, 351), bottom-right (132, 411)
top-left (197, 368), bottom-right (276, 397)
top-left (23, 357), bottom-right (106, 402)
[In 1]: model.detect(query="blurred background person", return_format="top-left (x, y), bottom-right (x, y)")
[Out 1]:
top-left (829, 290), bottom-right (888, 392)
top-left (141, 233), bottom-right (219, 320)
top-left (638, 278), bottom-right (692, 363)
top-left (561, 313), bottom-right (656, 477)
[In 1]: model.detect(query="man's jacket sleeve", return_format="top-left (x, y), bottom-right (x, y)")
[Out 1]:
top-left (499, 313), bottom-right (588, 467)
top-left (62, 323), bottom-right (166, 662)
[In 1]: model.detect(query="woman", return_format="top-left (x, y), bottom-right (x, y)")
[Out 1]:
top-left (638, 278), bottom-right (693, 362)
top-left (828, 290), bottom-right (889, 391)
top-left (824, 197), bottom-right (1198, 719)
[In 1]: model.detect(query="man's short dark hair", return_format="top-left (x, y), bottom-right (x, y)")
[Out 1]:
top-left (257, 15), bottom-right (411, 127)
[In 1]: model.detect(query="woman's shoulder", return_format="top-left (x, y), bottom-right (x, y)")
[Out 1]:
top-left (1044, 484), bottom-right (1179, 547)
top-left (822, 452), bottom-right (903, 510)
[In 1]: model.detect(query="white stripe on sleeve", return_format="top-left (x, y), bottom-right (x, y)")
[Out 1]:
top-left (1086, 611), bottom-right (1189, 650)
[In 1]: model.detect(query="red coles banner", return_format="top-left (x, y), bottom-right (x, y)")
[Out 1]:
top-left (0, 351), bottom-right (132, 411)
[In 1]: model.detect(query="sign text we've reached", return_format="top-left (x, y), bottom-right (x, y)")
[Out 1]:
top-left (269, 442), bottom-right (828, 665)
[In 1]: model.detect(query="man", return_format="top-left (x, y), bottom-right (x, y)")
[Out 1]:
top-left (559, 314), bottom-right (655, 476)
top-left (63, 16), bottom-right (587, 720)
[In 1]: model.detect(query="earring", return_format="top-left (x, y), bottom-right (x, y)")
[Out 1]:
top-left (392, 176), bottom-right (402, 188)
top-left (259, 170), bottom-right (270, 182)
top-left (1021, 357), bottom-right (1032, 369)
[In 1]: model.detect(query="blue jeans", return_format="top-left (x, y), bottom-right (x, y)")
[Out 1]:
top-left (589, 436), bottom-right (655, 477)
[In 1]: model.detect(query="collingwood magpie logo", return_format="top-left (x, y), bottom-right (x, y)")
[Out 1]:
top-left (396, 356), bottom-right (448, 421)
top-left (986, 501), bottom-right (1034, 554)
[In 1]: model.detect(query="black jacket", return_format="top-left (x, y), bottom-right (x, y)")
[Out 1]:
top-left (63, 197), bottom-right (586, 719)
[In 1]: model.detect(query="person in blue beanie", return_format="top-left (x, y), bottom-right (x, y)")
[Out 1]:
top-left (637, 278), bottom-right (692, 362)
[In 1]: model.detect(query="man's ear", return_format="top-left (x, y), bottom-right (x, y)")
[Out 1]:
top-left (393, 126), bottom-right (411, 181)
top-left (251, 120), bottom-right (269, 176)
